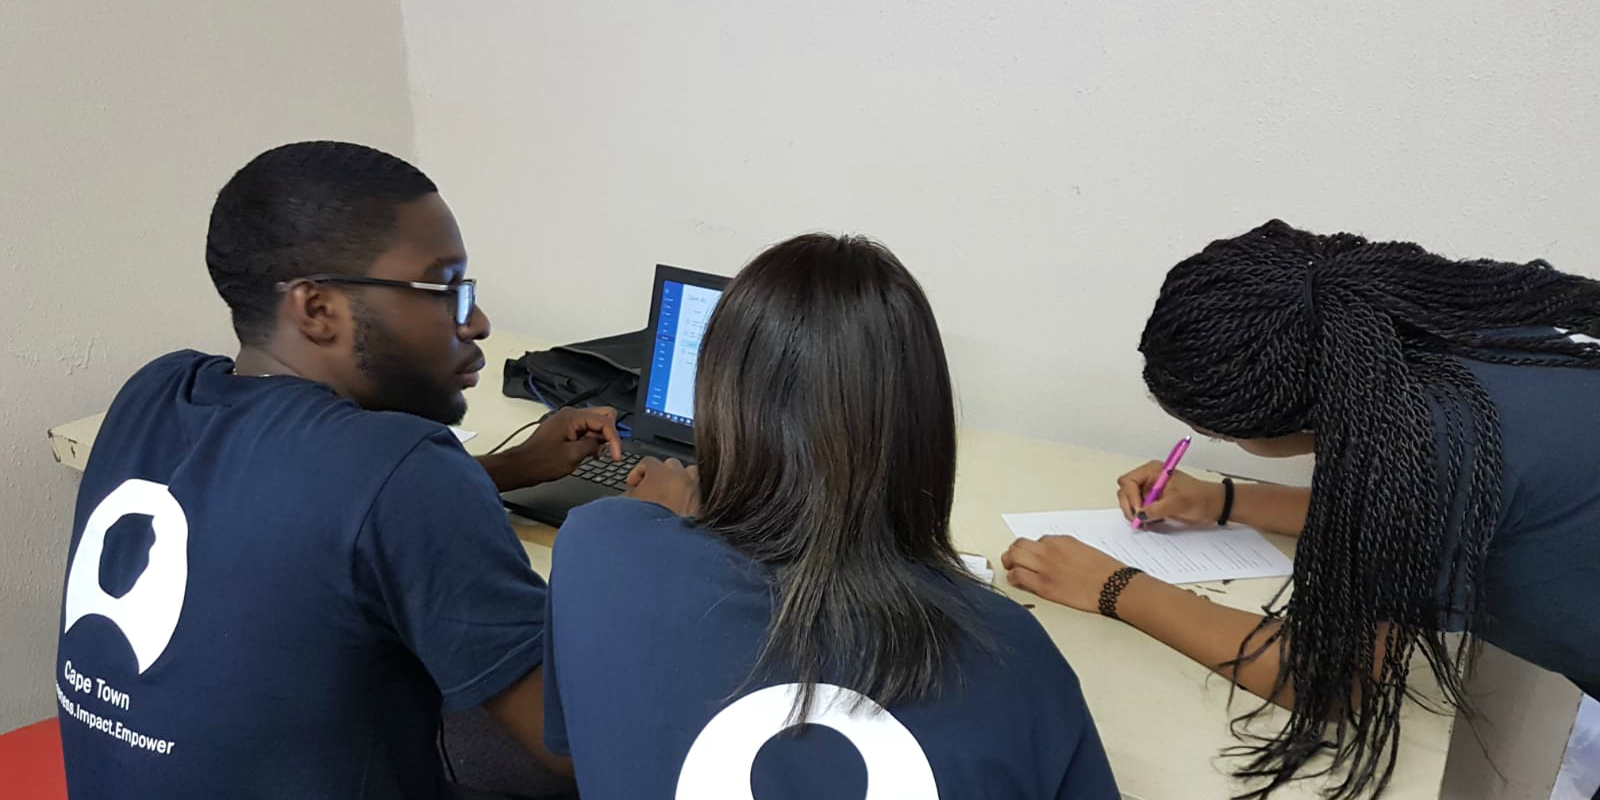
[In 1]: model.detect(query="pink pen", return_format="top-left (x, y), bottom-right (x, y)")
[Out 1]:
top-left (1131, 436), bottom-right (1192, 530)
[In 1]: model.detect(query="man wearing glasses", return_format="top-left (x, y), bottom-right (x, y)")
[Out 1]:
top-left (55, 141), bottom-right (605, 799)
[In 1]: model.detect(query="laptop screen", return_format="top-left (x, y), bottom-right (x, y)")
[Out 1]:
top-left (641, 279), bottom-right (723, 426)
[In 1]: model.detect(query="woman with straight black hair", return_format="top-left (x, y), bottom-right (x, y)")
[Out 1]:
top-left (541, 233), bottom-right (1118, 799)
top-left (1006, 219), bottom-right (1600, 799)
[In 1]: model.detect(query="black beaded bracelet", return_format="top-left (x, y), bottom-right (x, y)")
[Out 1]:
top-left (1097, 566), bottom-right (1144, 620)
top-left (1218, 477), bottom-right (1236, 526)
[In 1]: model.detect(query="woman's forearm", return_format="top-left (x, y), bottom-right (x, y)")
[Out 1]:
top-left (1115, 574), bottom-right (1293, 708)
top-left (1230, 483), bottom-right (1311, 538)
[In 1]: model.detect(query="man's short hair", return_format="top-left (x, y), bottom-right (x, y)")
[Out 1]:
top-left (205, 141), bottom-right (438, 344)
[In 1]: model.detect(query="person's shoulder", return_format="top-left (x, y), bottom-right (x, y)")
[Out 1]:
top-left (343, 409), bottom-right (459, 453)
top-left (98, 350), bottom-right (230, 444)
top-left (561, 497), bottom-right (694, 539)
top-left (1448, 334), bottom-right (1600, 459)
top-left (555, 499), bottom-right (733, 575)
top-left (563, 496), bottom-right (700, 547)
top-left (141, 349), bottom-right (220, 374)
top-left (958, 580), bottom-right (1081, 682)
top-left (931, 582), bottom-right (1115, 797)
top-left (260, 395), bottom-right (469, 500)
top-left (115, 349), bottom-right (222, 396)
top-left (1453, 328), bottom-right (1600, 385)
top-left (370, 422), bottom-right (490, 496)
top-left (278, 387), bottom-right (458, 467)
top-left (357, 430), bottom-right (516, 569)
top-left (959, 580), bottom-right (1041, 634)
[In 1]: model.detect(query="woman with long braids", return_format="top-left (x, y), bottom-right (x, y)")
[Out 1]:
top-left (1004, 219), bottom-right (1600, 798)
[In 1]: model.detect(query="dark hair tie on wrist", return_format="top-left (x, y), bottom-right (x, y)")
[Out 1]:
top-left (1218, 477), bottom-right (1235, 526)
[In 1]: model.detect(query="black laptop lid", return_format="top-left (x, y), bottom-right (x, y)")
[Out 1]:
top-left (629, 265), bottom-right (729, 450)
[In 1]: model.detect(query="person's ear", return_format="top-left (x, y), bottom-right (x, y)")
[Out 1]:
top-left (280, 281), bottom-right (348, 346)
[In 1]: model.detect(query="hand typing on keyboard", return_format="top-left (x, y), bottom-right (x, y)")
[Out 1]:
top-left (621, 456), bottom-right (700, 517)
top-left (479, 406), bottom-right (624, 491)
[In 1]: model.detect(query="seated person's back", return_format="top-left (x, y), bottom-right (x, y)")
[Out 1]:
top-left (55, 141), bottom-right (607, 799)
top-left (59, 353), bottom-right (536, 798)
top-left (543, 233), bottom-right (1119, 799)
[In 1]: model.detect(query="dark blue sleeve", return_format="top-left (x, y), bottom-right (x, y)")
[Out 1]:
top-left (355, 432), bottom-right (547, 712)
top-left (1005, 609), bottom-right (1120, 800)
top-left (541, 583), bottom-right (570, 756)
top-left (1054, 705), bottom-right (1118, 800)
top-left (541, 497), bottom-right (681, 757)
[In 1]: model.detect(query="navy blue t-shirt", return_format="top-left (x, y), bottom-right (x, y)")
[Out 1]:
top-left (55, 351), bottom-right (547, 799)
top-left (543, 498), bottom-right (1119, 800)
top-left (1436, 351), bottom-right (1600, 697)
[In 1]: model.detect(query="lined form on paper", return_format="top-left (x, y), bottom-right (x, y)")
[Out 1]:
top-left (1003, 508), bottom-right (1293, 585)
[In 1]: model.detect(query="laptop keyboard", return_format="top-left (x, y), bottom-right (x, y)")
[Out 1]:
top-left (572, 452), bottom-right (644, 489)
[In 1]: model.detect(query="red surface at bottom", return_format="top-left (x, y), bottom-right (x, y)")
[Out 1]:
top-left (0, 719), bottom-right (67, 800)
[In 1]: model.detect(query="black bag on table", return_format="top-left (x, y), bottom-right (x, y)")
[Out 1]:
top-left (501, 329), bottom-right (650, 420)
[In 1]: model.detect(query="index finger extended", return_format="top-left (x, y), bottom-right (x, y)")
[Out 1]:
top-left (569, 408), bottom-right (624, 461)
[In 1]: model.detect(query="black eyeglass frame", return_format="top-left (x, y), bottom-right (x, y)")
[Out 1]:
top-left (278, 274), bottom-right (478, 325)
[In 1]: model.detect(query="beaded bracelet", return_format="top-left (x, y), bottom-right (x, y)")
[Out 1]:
top-left (1097, 566), bottom-right (1144, 620)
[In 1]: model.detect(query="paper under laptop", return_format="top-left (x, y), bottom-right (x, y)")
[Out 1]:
top-left (1002, 508), bottom-right (1292, 585)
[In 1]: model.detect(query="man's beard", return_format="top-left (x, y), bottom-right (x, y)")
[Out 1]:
top-left (352, 306), bottom-right (467, 425)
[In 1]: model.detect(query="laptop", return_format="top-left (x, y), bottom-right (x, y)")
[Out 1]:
top-left (500, 264), bottom-right (728, 526)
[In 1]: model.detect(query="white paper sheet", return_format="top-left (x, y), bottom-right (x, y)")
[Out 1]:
top-left (1003, 508), bottom-right (1292, 585)
top-left (449, 427), bottom-right (478, 444)
top-left (958, 553), bottom-right (994, 584)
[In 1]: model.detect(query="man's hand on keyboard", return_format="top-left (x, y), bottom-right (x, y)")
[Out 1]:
top-left (483, 407), bottom-right (624, 490)
top-left (624, 457), bottom-right (700, 517)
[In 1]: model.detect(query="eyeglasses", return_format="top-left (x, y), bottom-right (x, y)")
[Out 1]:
top-left (281, 274), bottom-right (478, 325)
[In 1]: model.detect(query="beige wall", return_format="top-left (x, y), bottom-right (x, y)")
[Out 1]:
top-left (401, 0), bottom-right (1600, 486)
top-left (0, 0), bottom-right (415, 729)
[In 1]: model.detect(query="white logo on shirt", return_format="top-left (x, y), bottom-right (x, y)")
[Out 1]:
top-left (675, 683), bottom-right (939, 799)
top-left (62, 479), bottom-right (190, 674)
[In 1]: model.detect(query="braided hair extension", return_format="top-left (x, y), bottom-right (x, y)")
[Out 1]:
top-left (205, 141), bottom-right (438, 344)
top-left (1139, 220), bottom-right (1600, 799)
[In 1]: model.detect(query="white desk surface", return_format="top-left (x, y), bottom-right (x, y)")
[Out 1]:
top-left (47, 330), bottom-right (1454, 799)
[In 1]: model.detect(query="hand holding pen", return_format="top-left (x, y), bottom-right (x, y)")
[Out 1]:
top-left (1116, 436), bottom-right (1207, 529)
